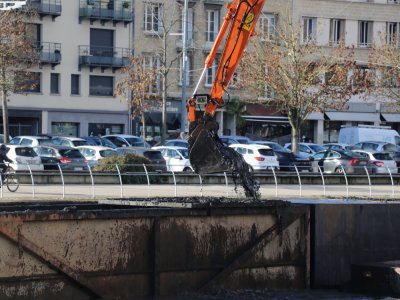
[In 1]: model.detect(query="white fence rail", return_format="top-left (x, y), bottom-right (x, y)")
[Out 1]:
top-left (2, 163), bottom-right (399, 200)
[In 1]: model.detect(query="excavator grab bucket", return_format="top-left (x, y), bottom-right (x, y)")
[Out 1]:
top-left (188, 120), bottom-right (260, 199)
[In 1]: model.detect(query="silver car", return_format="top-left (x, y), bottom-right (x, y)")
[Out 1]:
top-left (353, 150), bottom-right (398, 174)
top-left (310, 150), bottom-right (371, 174)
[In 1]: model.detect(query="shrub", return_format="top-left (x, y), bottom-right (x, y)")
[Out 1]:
top-left (93, 153), bottom-right (159, 184)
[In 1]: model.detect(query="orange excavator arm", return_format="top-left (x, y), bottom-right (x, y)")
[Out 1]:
top-left (187, 0), bottom-right (264, 200)
top-left (188, 0), bottom-right (265, 123)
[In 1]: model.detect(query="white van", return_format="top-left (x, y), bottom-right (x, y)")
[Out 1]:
top-left (338, 126), bottom-right (400, 147)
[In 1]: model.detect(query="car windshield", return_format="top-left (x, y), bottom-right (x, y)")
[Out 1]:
top-left (99, 150), bottom-right (117, 158)
top-left (144, 151), bottom-right (164, 160)
top-left (258, 149), bottom-right (274, 156)
top-left (343, 150), bottom-right (363, 158)
top-left (59, 149), bottom-right (84, 158)
top-left (373, 153), bottom-right (393, 160)
top-left (15, 147), bottom-right (37, 157)
top-left (308, 145), bottom-right (324, 152)
top-left (38, 139), bottom-right (53, 145)
top-left (177, 149), bottom-right (189, 159)
top-left (383, 144), bottom-right (397, 152)
top-left (126, 138), bottom-right (146, 147)
top-left (72, 140), bottom-right (89, 147)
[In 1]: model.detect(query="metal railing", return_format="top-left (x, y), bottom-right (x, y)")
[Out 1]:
top-left (2, 163), bottom-right (400, 200)
top-left (79, 0), bottom-right (133, 22)
top-left (78, 45), bottom-right (130, 69)
top-left (27, 0), bottom-right (62, 16)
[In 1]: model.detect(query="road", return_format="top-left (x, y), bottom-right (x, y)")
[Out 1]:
top-left (0, 182), bottom-right (398, 201)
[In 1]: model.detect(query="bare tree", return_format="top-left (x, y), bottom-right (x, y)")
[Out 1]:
top-left (115, 56), bottom-right (159, 143)
top-left (369, 35), bottom-right (400, 108)
top-left (141, 2), bottom-right (183, 143)
top-left (240, 13), bottom-right (364, 153)
top-left (0, 7), bottom-right (38, 142)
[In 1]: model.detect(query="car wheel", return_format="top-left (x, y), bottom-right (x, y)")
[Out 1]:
top-left (335, 167), bottom-right (344, 174)
top-left (183, 167), bottom-right (193, 173)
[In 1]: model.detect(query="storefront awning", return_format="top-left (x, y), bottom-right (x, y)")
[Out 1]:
top-left (325, 112), bottom-right (380, 122)
top-left (381, 113), bottom-right (400, 123)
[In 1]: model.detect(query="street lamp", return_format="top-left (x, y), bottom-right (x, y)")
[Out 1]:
top-left (180, 0), bottom-right (188, 134)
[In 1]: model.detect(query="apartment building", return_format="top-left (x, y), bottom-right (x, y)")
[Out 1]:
top-left (244, 0), bottom-right (400, 144)
top-left (7, 0), bottom-right (133, 137)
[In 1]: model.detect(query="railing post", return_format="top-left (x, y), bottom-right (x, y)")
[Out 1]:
top-left (57, 163), bottom-right (65, 199)
top-left (271, 167), bottom-right (278, 197)
top-left (171, 169), bottom-right (177, 197)
top-left (0, 173), bottom-right (3, 199)
top-left (294, 165), bottom-right (302, 197)
top-left (387, 167), bottom-right (394, 198)
top-left (115, 164), bottom-right (123, 198)
top-left (87, 163), bottom-right (95, 199)
top-left (27, 164), bottom-right (35, 199)
top-left (142, 164), bottom-right (150, 198)
top-left (340, 165), bottom-right (349, 198)
top-left (223, 172), bottom-right (229, 197)
top-left (317, 166), bottom-right (326, 197)
top-left (198, 174), bottom-right (203, 197)
top-left (364, 166), bottom-right (372, 198)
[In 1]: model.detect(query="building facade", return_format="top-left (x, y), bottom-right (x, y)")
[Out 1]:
top-left (243, 0), bottom-right (400, 144)
top-left (7, 0), bottom-right (133, 137)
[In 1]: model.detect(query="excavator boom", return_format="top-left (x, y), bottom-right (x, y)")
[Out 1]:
top-left (187, 0), bottom-right (265, 199)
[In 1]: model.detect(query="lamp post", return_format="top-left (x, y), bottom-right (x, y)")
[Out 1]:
top-left (180, 0), bottom-right (188, 134)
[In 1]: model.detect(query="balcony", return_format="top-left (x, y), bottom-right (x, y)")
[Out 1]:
top-left (27, 0), bottom-right (62, 20)
top-left (203, 0), bottom-right (225, 5)
top-left (37, 42), bottom-right (61, 67)
top-left (79, 0), bottom-right (133, 25)
top-left (79, 45), bottom-right (130, 71)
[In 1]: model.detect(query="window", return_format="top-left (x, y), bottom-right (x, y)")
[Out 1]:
top-left (89, 76), bottom-right (113, 96)
top-left (258, 13), bottom-right (275, 41)
top-left (302, 17), bottom-right (316, 42)
top-left (179, 55), bottom-right (192, 86)
top-left (387, 22), bottom-right (399, 46)
top-left (206, 9), bottom-right (219, 42)
top-left (205, 58), bottom-right (218, 86)
top-left (387, 0), bottom-right (399, 3)
top-left (51, 122), bottom-right (79, 136)
top-left (359, 21), bottom-right (372, 48)
top-left (330, 19), bottom-right (345, 46)
top-left (15, 71), bottom-right (41, 93)
top-left (50, 73), bottom-right (60, 94)
top-left (71, 74), bottom-right (80, 95)
top-left (144, 2), bottom-right (163, 33)
top-left (143, 55), bottom-right (160, 94)
top-left (180, 7), bottom-right (194, 43)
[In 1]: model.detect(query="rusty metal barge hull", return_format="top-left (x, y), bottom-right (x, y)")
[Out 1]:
top-left (0, 200), bottom-right (309, 299)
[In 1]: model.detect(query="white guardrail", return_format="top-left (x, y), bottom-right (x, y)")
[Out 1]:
top-left (1, 163), bottom-right (399, 200)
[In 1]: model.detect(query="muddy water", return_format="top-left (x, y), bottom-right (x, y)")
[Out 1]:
top-left (188, 123), bottom-right (260, 200)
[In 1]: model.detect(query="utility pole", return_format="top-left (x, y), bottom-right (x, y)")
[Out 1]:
top-left (180, 0), bottom-right (188, 135)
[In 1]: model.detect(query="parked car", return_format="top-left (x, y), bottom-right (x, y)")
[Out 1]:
top-left (152, 146), bottom-right (192, 173)
top-left (228, 144), bottom-right (279, 171)
top-left (33, 145), bottom-right (88, 171)
top-left (81, 136), bottom-right (117, 148)
top-left (220, 135), bottom-right (253, 145)
top-left (284, 143), bottom-right (325, 159)
top-left (252, 141), bottom-right (290, 152)
top-left (353, 141), bottom-right (398, 152)
top-left (103, 134), bottom-right (150, 148)
top-left (77, 146), bottom-right (117, 167)
top-left (321, 143), bottom-right (355, 151)
top-left (115, 147), bottom-right (167, 172)
top-left (5, 145), bottom-right (44, 171)
top-left (52, 136), bottom-right (89, 148)
top-left (274, 151), bottom-right (312, 172)
top-left (9, 136), bottom-right (53, 147)
top-left (310, 149), bottom-right (371, 174)
top-left (352, 150), bottom-right (398, 174)
top-left (163, 139), bottom-right (189, 148)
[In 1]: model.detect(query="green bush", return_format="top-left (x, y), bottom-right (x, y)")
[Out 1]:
top-left (93, 153), bottom-right (160, 184)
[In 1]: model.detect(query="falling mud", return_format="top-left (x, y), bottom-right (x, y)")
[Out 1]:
top-left (188, 122), bottom-right (260, 200)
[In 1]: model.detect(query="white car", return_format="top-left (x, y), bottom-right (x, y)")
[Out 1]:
top-left (152, 146), bottom-right (192, 172)
top-left (9, 135), bottom-right (52, 147)
top-left (284, 143), bottom-right (325, 159)
top-left (228, 144), bottom-right (279, 171)
top-left (77, 146), bottom-right (117, 167)
top-left (52, 136), bottom-right (89, 147)
top-left (5, 145), bottom-right (44, 171)
top-left (103, 134), bottom-right (150, 148)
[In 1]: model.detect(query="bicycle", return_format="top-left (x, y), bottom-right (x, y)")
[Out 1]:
top-left (2, 165), bottom-right (19, 192)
